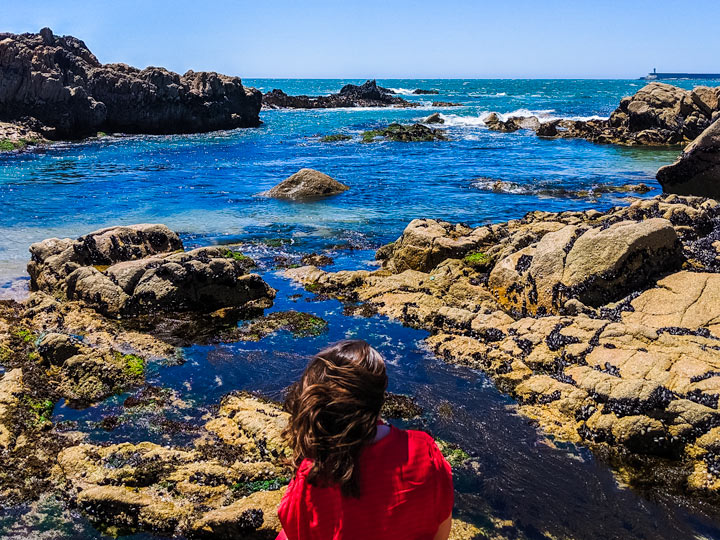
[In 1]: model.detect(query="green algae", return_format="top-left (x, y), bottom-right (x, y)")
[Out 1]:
top-left (236, 311), bottom-right (329, 341)
top-left (436, 439), bottom-right (471, 467)
top-left (231, 476), bottom-right (289, 495)
top-left (320, 133), bottom-right (352, 143)
top-left (24, 397), bottom-right (54, 425)
top-left (463, 251), bottom-right (491, 269)
top-left (119, 353), bottom-right (145, 378)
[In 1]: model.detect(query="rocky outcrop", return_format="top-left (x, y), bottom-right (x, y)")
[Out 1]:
top-left (657, 117), bottom-right (720, 199)
top-left (540, 83), bottom-right (720, 146)
top-left (263, 168), bottom-right (349, 200)
top-left (28, 224), bottom-right (275, 317)
top-left (362, 123), bottom-right (447, 142)
top-left (0, 120), bottom-right (45, 151)
top-left (286, 194), bottom-right (720, 497)
top-left (262, 80), bottom-right (417, 109)
top-left (0, 28), bottom-right (261, 139)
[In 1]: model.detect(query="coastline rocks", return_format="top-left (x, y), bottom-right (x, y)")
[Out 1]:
top-left (0, 28), bottom-right (261, 139)
top-left (0, 120), bottom-right (45, 151)
top-left (263, 168), bottom-right (349, 200)
top-left (657, 117), bottom-right (720, 199)
top-left (285, 194), bottom-right (720, 497)
top-left (56, 393), bottom-right (291, 538)
top-left (412, 88), bottom-right (439, 95)
top-left (484, 113), bottom-right (540, 133)
top-left (28, 224), bottom-right (275, 317)
top-left (539, 83), bottom-right (720, 146)
top-left (262, 79), bottom-right (416, 109)
top-left (362, 123), bottom-right (447, 142)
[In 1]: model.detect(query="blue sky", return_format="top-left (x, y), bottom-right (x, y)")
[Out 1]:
top-left (4, 1), bottom-right (719, 79)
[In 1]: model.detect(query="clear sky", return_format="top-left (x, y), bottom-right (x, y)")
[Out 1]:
top-left (4, 0), bottom-right (719, 79)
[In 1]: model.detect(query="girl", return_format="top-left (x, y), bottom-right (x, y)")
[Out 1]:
top-left (277, 339), bottom-right (454, 540)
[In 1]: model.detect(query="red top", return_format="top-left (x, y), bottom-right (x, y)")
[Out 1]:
top-left (276, 425), bottom-right (454, 540)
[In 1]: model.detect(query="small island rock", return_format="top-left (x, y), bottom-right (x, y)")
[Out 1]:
top-left (264, 168), bottom-right (349, 200)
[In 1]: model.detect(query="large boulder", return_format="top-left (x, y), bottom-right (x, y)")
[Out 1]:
top-left (27, 225), bottom-right (275, 317)
top-left (28, 224), bottom-right (182, 292)
top-left (0, 28), bottom-right (261, 139)
top-left (263, 168), bottom-right (349, 200)
top-left (489, 218), bottom-right (682, 314)
top-left (657, 117), bottom-right (720, 199)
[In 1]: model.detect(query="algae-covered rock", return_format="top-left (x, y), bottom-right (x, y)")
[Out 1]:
top-left (362, 123), bottom-right (447, 143)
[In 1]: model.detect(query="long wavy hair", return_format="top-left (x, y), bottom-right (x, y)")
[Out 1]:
top-left (283, 339), bottom-right (388, 497)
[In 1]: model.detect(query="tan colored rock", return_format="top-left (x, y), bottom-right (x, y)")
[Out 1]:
top-left (263, 168), bottom-right (349, 200)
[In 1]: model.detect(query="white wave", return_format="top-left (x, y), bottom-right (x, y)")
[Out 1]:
top-left (425, 108), bottom-right (608, 128)
top-left (387, 87), bottom-right (416, 96)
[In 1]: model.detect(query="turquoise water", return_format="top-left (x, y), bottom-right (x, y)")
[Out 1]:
top-left (2, 79), bottom-right (720, 539)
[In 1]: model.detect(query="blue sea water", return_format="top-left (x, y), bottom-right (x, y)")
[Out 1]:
top-left (2, 79), bottom-right (720, 539)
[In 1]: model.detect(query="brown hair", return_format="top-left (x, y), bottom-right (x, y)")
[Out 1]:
top-left (283, 339), bottom-right (388, 497)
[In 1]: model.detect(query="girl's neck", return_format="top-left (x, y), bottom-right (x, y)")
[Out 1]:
top-left (373, 422), bottom-right (391, 443)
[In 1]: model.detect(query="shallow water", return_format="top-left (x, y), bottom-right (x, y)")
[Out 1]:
top-left (1, 79), bottom-right (720, 538)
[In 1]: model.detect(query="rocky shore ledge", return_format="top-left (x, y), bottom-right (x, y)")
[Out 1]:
top-left (0, 28), bottom-right (261, 142)
top-left (286, 193), bottom-right (720, 501)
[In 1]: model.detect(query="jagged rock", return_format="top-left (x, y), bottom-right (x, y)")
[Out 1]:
top-left (412, 88), bottom-right (439, 95)
top-left (0, 28), bottom-right (261, 139)
top-left (263, 168), bottom-right (349, 200)
top-left (657, 117), bottom-right (720, 199)
top-left (262, 80), bottom-right (416, 109)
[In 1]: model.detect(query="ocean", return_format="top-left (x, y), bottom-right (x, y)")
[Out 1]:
top-left (2, 79), bottom-right (720, 539)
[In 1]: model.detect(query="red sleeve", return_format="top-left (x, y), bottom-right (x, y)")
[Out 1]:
top-left (429, 439), bottom-right (454, 526)
top-left (277, 476), bottom-right (305, 540)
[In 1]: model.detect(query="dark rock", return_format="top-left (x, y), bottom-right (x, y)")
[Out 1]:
top-left (263, 168), bottom-right (349, 200)
top-left (362, 123), bottom-right (446, 143)
top-left (412, 89), bottom-right (439, 95)
top-left (262, 80), bottom-right (416, 109)
top-left (432, 101), bottom-right (462, 107)
top-left (657, 117), bottom-right (720, 199)
top-left (485, 113), bottom-right (540, 133)
top-left (300, 253), bottom-right (334, 266)
top-left (0, 29), bottom-right (261, 139)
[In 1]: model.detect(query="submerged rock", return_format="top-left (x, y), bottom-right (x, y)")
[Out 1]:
top-left (657, 117), bottom-right (720, 199)
top-left (263, 168), bottom-right (349, 200)
top-left (262, 80), bottom-right (416, 109)
top-left (285, 194), bottom-right (720, 499)
top-left (28, 224), bottom-right (275, 317)
top-left (0, 28), bottom-right (261, 139)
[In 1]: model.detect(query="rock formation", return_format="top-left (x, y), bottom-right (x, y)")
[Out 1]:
top-left (263, 168), bottom-right (350, 200)
top-left (286, 194), bottom-right (720, 496)
top-left (28, 224), bottom-right (275, 317)
top-left (262, 80), bottom-right (417, 109)
top-left (485, 83), bottom-right (720, 146)
top-left (0, 28), bottom-right (261, 139)
top-left (657, 117), bottom-right (720, 199)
